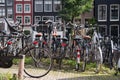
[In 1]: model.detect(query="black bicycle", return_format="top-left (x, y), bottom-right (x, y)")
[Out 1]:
top-left (0, 17), bottom-right (53, 78)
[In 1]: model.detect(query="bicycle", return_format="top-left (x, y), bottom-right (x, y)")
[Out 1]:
top-left (112, 42), bottom-right (120, 76)
top-left (82, 35), bottom-right (91, 72)
top-left (1, 17), bottom-right (53, 78)
top-left (72, 36), bottom-right (83, 71)
top-left (91, 28), bottom-right (103, 73)
top-left (101, 36), bottom-right (114, 69)
top-left (57, 37), bottom-right (68, 69)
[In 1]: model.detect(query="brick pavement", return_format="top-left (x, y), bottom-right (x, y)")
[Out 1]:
top-left (0, 65), bottom-right (120, 80)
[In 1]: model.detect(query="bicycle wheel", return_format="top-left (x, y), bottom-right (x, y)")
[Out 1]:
top-left (95, 47), bottom-right (103, 73)
top-left (24, 47), bottom-right (52, 78)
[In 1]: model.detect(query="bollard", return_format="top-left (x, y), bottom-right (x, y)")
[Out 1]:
top-left (18, 55), bottom-right (25, 80)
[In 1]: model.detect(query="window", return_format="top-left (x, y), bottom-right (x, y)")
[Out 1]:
top-left (7, 0), bottom-right (12, 6)
top-left (44, 0), bottom-right (52, 12)
top-left (98, 25), bottom-right (107, 36)
top-left (98, 5), bottom-right (107, 21)
top-left (35, 16), bottom-right (41, 24)
top-left (110, 4), bottom-right (119, 21)
top-left (0, 0), bottom-right (5, 3)
top-left (42, 16), bottom-right (54, 21)
top-left (110, 25), bottom-right (119, 44)
top-left (7, 8), bottom-right (12, 14)
top-left (0, 8), bottom-right (5, 17)
top-left (24, 4), bottom-right (30, 13)
top-left (7, 8), bottom-right (13, 18)
top-left (35, 1), bottom-right (43, 12)
top-left (16, 16), bottom-right (22, 24)
top-left (16, 4), bottom-right (22, 13)
top-left (24, 16), bottom-right (31, 25)
top-left (53, 0), bottom-right (61, 12)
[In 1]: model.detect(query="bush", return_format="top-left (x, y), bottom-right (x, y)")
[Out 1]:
top-left (0, 73), bottom-right (13, 80)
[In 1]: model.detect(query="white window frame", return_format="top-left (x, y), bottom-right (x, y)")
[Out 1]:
top-left (98, 5), bottom-right (107, 22)
top-left (0, 8), bottom-right (5, 17)
top-left (16, 16), bottom-right (23, 24)
top-left (44, 1), bottom-right (52, 12)
top-left (42, 16), bottom-right (54, 21)
top-left (24, 4), bottom-right (31, 13)
top-left (110, 4), bottom-right (119, 21)
top-left (0, 0), bottom-right (5, 3)
top-left (16, 4), bottom-right (22, 13)
top-left (35, 1), bottom-right (43, 12)
top-left (34, 16), bottom-right (41, 24)
top-left (7, 8), bottom-right (12, 14)
top-left (24, 16), bottom-right (31, 25)
top-left (7, 8), bottom-right (13, 18)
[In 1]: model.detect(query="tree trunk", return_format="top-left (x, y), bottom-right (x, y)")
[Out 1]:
top-left (81, 13), bottom-right (85, 27)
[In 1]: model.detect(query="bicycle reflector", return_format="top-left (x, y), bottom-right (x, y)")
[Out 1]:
top-left (76, 49), bottom-right (81, 52)
top-left (61, 43), bottom-right (67, 47)
top-left (7, 41), bottom-right (12, 45)
top-left (43, 41), bottom-right (47, 45)
top-left (33, 41), bottom-right (38, 45)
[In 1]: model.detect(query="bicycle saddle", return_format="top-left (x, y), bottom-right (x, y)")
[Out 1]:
top-left (62, 37), bottom-right (68, 41)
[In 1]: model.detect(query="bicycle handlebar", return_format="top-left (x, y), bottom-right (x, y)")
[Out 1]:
top-left (4, 17), bottom-right (22, 33)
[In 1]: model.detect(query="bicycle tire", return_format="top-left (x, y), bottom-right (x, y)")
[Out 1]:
top-left (24, 47), bottom-right (52, 78)
top-left (82, 57), bottom-right (87, 72)
top-left (95, 47), bottom-right (103, 73)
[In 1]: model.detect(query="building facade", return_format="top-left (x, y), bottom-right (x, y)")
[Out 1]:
top-left (14, 0), bottom-right (33, 30)
top-left (0, 0), bottom-right (13, 19)
top-left (0, 0), bottom-right (14, 31)
top-left (33, 0), bottom-right (62, 32)
top-left (94, 0), bottom-right (120, 44)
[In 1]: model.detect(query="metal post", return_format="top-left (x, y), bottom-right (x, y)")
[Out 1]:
top-left (18, 55), bottom-right (25, 80)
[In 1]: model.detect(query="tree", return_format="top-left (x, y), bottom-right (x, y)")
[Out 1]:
top-left (59, 0), bottom-right (94, 23)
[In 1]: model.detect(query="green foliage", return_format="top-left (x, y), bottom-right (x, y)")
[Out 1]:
top-left (24, 30), bottom-right (30, 35)
top-left (88, 18), bottom-right (97, 26)
top-left (60, 0), bottom-right (94, 22)
top-left (13, 57), bottom-right (33, 65)
top-left (13, 59), bottom-right (19, 65)
top-left (25, 57), bottom-right (34, 64)
top-left (0, 73), bottom-right (13, 80)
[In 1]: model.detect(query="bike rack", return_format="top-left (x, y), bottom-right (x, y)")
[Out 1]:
top-left (0, 55), bottom-right (25, 80)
